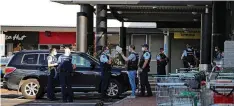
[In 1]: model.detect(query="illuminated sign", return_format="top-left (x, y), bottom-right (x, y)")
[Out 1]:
top-left (174, 32), bottom-right (200, 39)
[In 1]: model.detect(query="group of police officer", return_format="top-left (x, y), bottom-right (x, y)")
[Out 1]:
top-left (46, 43), bottom-right (167, 103)
top-left (47, 47), bottom-right (74, 102)
top-left (100, 44), bottom-right (153, 100)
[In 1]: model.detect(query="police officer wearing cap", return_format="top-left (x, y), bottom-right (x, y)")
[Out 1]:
top-left (47, 48), bottom-right (58, 101)
top-left (138, 44), bottom-right (153, 97)
top-left (99, 46), bottom-right (112, 101)
top-left (119, 45), bottom-right (139, 98)
top-left (58, 47), bottom-right (75, 102)
top-left (181, 44), bottom-right (196, 68)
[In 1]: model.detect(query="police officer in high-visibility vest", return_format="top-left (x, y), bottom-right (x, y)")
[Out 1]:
top-left (58, 47), bottom-right (75, 102)
top-left (156, 48), bottom-right (168, 75)
top-left (138, 44), bottom-right (153, 97)
top-left (99, 46), bottom-right (112, 101)
top-left (47, 48), bottom-right (58, 101)
top-left (181, 44), bottom-right (196, 68)
top-left (119, 45), bottom-right (139, 98)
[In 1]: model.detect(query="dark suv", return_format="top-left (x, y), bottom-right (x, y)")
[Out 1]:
top-left (3, 50), bottom-right (135, 99)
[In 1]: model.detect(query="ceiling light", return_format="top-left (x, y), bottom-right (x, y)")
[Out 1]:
top-left (123, 18), bottom-right (128, 21)
top-left (152, 6), bottom-right (158, 9)
top-left (193, 19), bottom-right (198, 21)
top-left (117, 11), bottom-right (122, 14)
top-left (192, 12), bottom-right (197, 15)
top-left (187, 5), bottom-right (194, 7)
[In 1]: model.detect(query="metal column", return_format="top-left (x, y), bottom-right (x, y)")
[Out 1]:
top-left (76, 4), bottom-right (94, 53)
top-left (96, 5), bottom-right (107, 48)
top-left (120, 27), bottom-right (127, 55)
top-left (200, 5), bottom-right (212, 72)
top-left (163, 31), bottom-right (171, 74)
top-left (212, 1), bottom-right (230, 52)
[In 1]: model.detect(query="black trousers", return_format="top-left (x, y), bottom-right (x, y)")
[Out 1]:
top-left (140, 69), bottom-right (152, 96)
top-left (101, 64), bottom-right (111, 99)
top-left (101, 71), bottom-right (111, 99)
top-left (59, 72), bottom-right (73, 102)
top-left (47, 69), bottom-right (56, 99)
top-left (157, 65), bottom-right (166, 75)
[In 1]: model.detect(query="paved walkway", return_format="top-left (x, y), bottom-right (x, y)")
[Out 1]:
top-left (110, 96), bottom-right (156, 106)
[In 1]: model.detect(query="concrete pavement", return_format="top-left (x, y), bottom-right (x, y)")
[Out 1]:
top-left (1, 88), bottom-right (125, 106)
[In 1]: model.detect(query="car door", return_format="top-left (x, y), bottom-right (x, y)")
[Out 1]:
top-left (71, 53), bottom-right (99, 90)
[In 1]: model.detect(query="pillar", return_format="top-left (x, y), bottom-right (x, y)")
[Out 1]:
top-left (163, 31), bottom-right (171, 74)
top-left (96, 5), bottom-right (107, 49)
top-left (76, 4), bottom-right (94, 53)
top-left (200, 5), bottom-right (212, 72)
top-left (212, 1), bottom-right (231, 52)
top-left (120, 27), bottom-right (127, 55)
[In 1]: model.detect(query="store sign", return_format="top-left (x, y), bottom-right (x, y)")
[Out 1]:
top-left (5, 34), bottom-right (27, 41)
top-left (174, 32), bottom-right (200, 39)
top-left (4, 31), bottom-right (39, 44)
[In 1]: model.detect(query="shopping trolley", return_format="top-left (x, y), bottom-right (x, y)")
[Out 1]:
top-left (155, 76), bottom-right (200, 106)
top-left (207, 78), bottom-right (234, 105)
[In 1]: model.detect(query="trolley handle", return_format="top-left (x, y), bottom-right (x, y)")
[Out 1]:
top-left (210, 87), bottom-right (234, 97)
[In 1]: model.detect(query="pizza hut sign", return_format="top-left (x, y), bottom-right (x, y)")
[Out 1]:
top-left (5, 34), bottom-right (27, 41)
top-left (4, 31), bottom-right (39, 44)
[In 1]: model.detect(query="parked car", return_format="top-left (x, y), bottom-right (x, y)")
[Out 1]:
top-left (1, 56), bottom-right (13, 79)
top-left (3, 50), bottom-right (136, 99)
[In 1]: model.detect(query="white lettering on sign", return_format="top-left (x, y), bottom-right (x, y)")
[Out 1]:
top-left (5, 34), bottom-right (27, 41)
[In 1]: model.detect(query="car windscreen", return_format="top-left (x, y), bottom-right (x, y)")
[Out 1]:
top-left (0, 56), bottom-right (13, 65)
top-left (80, 53), bottom-right (100, 65)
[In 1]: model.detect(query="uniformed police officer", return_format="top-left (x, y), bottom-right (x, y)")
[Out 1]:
top-left (156, 48), bottom-right (168, 75)
top-left (138, 44), bottom-right (153, 97)
top-left (119, 45), bottom-right (139, 98)
top-left (100, 46), bottom-right (112, 101)
top-left (181, 44), bottom-right (196, 68)
top-left (47, 48), bottom-right (58, 101)
top-left (58, 47), bottom-right (75, 102)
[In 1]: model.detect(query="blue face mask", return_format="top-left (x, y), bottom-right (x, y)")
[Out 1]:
top-left (105, 50), bottom-right (110, 54)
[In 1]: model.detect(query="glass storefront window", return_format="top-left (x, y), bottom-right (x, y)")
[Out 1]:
top-left (51, 45), bottom-right (61, 50)
top-left (39, 45), bottom-right (49, 50)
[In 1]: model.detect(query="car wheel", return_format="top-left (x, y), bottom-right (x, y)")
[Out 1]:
top-left (21, 79), bottom-right (44, 99)
top-left (106, 79), bottom-right (122, 98)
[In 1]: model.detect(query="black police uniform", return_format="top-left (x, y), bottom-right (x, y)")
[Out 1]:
top-left (127, 52), bottom-right (139, 71)
top-left (47, 55), bottom-right (57, 100)
top-left (183, 48), bottom-right (195, 68)
top-left (58, 54), bottom-right (74, 102)
top-left (139, 51), bottom-right (153, 96)
top-left (100, 53), bottom-right (112, 100)
top-left (157, 53), bottom-right (168, 75)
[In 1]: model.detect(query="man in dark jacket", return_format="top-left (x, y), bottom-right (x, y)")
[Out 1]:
top-left (58, 47), bottom-right (75, 102)
top-left (156, 48), bottom-right (168, 75)
top-left (138, 44), bottom-right (153, 97)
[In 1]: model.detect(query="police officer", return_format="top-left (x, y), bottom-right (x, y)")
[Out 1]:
top-left (181, 44), bottom-right (196, 68)
top-left (119, 45), bottom-right (139, 98)
top-left (58, 47), bottom-right (75, 102)
top-left (100, 46), bottom-right (112, 101)
top-left (138, 44), bottom-right (153, 97)
top-left (47, 48), bottom-right (58, 101)
top-left (156, 48), bottom-right (168, 75)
